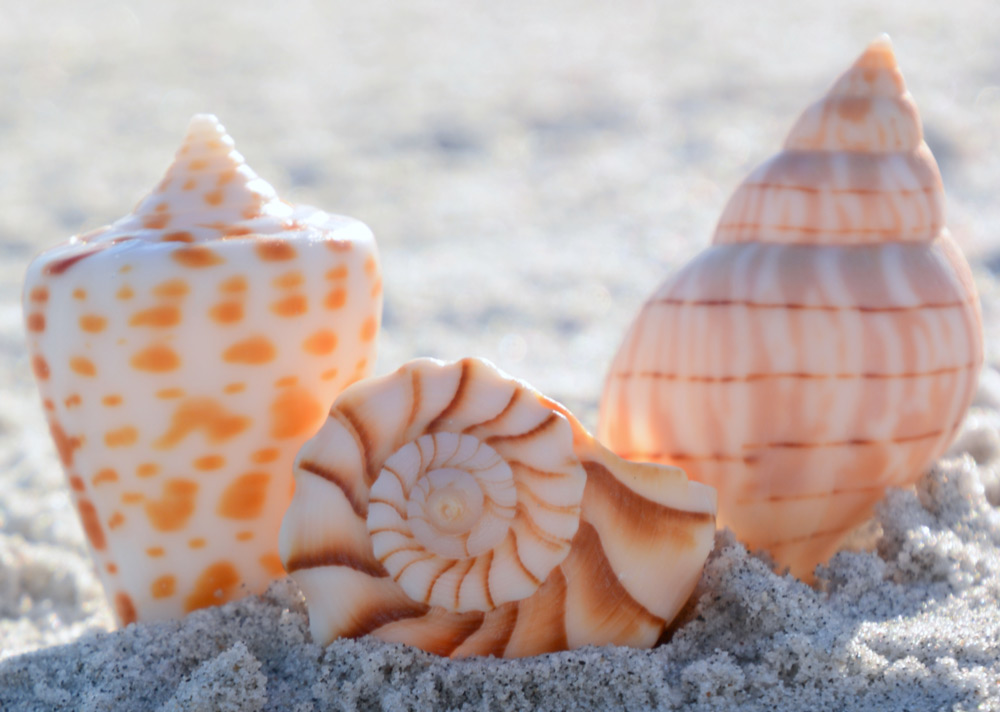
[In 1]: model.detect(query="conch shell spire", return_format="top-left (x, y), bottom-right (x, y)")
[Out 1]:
top-left (715, 34), bottom-right (944, 246)
top-left (101, 114), bottom-right (290, 244)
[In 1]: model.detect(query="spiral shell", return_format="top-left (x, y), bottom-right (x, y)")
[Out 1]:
top-left (280, 357), bottom-right (717, 658)
top-left (599, 37), bottom-right (983, 581)
top-left (22, 115), bottom-right (382, 625)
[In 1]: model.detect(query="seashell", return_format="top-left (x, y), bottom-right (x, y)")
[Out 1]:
top-left (598, 36), bottom-right (983, 581)
top-left (279, 357), bottom-right (716, 658)
top-left (22, 114), bottom-right (382, 625)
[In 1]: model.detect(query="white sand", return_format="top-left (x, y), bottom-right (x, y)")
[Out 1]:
top-left (1, 0), bottom-right (999, 709)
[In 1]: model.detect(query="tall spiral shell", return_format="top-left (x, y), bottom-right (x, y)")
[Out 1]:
top-left (599, 37), bottom-right (983, 581)
top-left (279, 358), bottom-right (717, 658)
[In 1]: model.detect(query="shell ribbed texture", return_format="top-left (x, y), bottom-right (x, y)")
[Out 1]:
top-left (280, 358), bottom-right (717, 658)
top-left (599, 37), bottom-right (983, 580)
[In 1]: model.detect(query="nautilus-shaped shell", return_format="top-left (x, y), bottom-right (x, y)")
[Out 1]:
top-left (599, 36), bottom-right (983, 580)
top-left (280, 357), bottom-right (716, 658)
top-left (22, 115), bottom-right (382, 624)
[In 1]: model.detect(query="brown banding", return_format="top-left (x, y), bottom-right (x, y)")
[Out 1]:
top-left (583, 461), bottom-right (713, 547)
top-left (284, 546), bottom-right (388, 578)
top-left (341, 599), bottom-right (431, 640)
top-left (514, 502), bottom-right (572, 551)
top-left (333, 406), bottom-right (377, 484)
top-left (425, 559), bottom-right (460, 603)
top-left (480, 550), bottom-right (495, 609)
top-left (748, 427), bottom-right (944, 450)
top-left (427, 360), bottom-right (470, 431)
top-left (615, 360), bottom-right (979, 383)
top-left (464, 388), bottom-right (519, 435)
top-left (486, 412), bottom-right (559, 446)
top-left (508, 530), bottom-right (541, 586)
top-left (738, 484), bottom-right (885, 504)
top-left (77, 499), bottom-right (106, 550)
top-left (651, 296), bottom-right (971, 313)
top-left (299, 460), bottom-right (367, 518)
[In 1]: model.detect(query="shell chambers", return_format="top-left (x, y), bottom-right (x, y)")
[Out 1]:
top-left (599, 37), bottom-right (983, 580)
top-left (280, 358), bottom-right (716, 658)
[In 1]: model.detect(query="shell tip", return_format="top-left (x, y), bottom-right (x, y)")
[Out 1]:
top-left (854, 33), bottom-right (898, 71)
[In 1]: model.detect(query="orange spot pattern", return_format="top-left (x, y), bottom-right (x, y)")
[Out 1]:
top-left (273, 271), bottom-right (304, 288)
top-left (32, 355), bottom-right (50, 380)
top-left (151, 575), bottom-right (177, 599)
top-left (210, 301), bottom-right (243, 324)
top-left (224, 382), bottom-right (246, 394)
top-left (102, 394), bottom-right (123, 407)
top-left (93, 468), bottom-right (119, 486)
top-left (155, 398), bottom-right (251, 449)
top-left (153, 279), bottom-right (190, 298)
top-left (251, 448), bottom-right (279, 464)
top-left (70, 357), bottom-right (97, 377)
top-left (271, 294), bottom-right (308, 317)
top-left (172, 245), bottom-right (225, 268)
top-left (115, 592), bottom-right (137, 626)
top-left (189, 538), bottom-right (207, 549)
top-left (105, 426), bottom-right (138, 448)
top-left (80, 314), bottom-right (108, 333)
top-left (223, 336), bottom-right (276, 364)
top-left (324, 287), bottom-right (347, 309)
top-left (259, 553), bottom-right (286, 577)
top-left (255, 240), bottom-right (297, 262)
top-left (217, 472), bottom-right (270, 520)
top-left (131, 344), bottom-right (181, 372)
top-left (26, 313), bottom-right (45, 332)
top-left (137, 463), bottom-right (160, 478)
top-left (78, 499), bottom-right (106, 550)
top-left (303, 329), bottom-right (338, 355)
top-left (360, 316), bottom-right (377, 342)
top-left (130, 305), bottom-right (181, 328)
top-left (145, 479), bottom-right (199, 532)
top-left (147, 547), bottom-right (165, 558)
top-left (194, 454), bottom-right (226, 471)
top-left (49, 422), bottom-right (80, 467)
top-left (65, 394), bottom-right (82, 408)
top-left (108, 512), bottom-right (125, 530)
top-left (270, 387), bottom-right (324, 439)
top-left (220, 275), bottom-right (247, 294)
top-left (184, 561), bottom-right (240, 613)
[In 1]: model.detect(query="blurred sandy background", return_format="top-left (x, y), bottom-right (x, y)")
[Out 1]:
top-left (1, 0), bottom-right (999, 674)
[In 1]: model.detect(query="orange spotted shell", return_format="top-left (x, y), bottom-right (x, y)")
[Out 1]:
top-left (22, 115), bottom-right (382, 624)
top-left (280, 357), bottom-right (717, 658)
top-left (599, 37), bottom-right (983, 580)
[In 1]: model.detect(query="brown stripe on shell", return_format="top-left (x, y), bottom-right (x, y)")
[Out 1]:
top-left (341, 599), bottom-right (431, 639)
top-left (563, 522), bottom-right (666, 636)
top-left (614, 360), bottom-right (979, 383)
top-left (426, 558), bottom-right (460, 603)
top-left (514, 501), bottom-right (574, 552)
top-left (404, 368), bottom-right (422, 433)
top-left (514, 480), bottom-right (582, 515)
top-left (508, 530), bottom-right (541, 586)
top-left (284, 547), bottom-right (388, 578)
top-left (426, 359), bottom-right (471, 431)
top-left (748, 426), bottom-right (944, 450)
top-left (503, 567), bottom-right (568, 656)
top-left (486, 412), bottom-right (559, 446)
top-left (372, 608), bottom-right (487, 657)
top-left (583, 461), bottom-right (713, 549)
top-left (462, 388), bottom-right (521, 436)
top-left (452, 557), bottom-right (478, 610)
top-left (649, 296), bottom-right (972, 312)
top-left (462, 603), bottom-right (519, 658)
top-left (507, 459), bottom-right (576, 480)
top-left (481, 550), bottom-right (496, 609)
top-left (299, 460), bottom-right (366, 518)
top-left (330, 406), bottom-right (378, 485)
top-left (737, 484), bottom-right (885, 504)
top-left (741, 182), bottom-right (938, 197)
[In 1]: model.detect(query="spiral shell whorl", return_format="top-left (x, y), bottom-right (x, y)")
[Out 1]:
top-left (281, 358), bottom-right (717, 657)
top-left (714, 36), bottom-right (944, 246)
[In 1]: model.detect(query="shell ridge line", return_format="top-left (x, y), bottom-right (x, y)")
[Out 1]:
top-left (737, 484), bottom-right (885, 504)
top-left (481, 549), bottom-right (496, 609)
top-left (485, 412), bottom-right (560, 445)
top-left (582, 460), bottom-right (715, 524)
top-left (475, 603), bottom-right (519, 658)
top-left (435, 612), bottom-right (489, 658)
top-left (331, 406), bottom-right (378, 485)
top-left (381, 463), bottom-right (410, 497)
top-left (570, 520), bottom-right (667, 626)
top-left (615, 359), bottom-right (979, 383)
top-left (404, 368), bottom-right (422, 436)
top-left (284, 547), bottom-right (388, 578)
top-left (508, 459), bottom-right (582, 480)
top-left (438, 433), bottom-right (465, 468)
top-left (390, 551), bottom-right (437, 583)
top-left (452, 557), bottom-right (479, 610)
top-left (506, 529), bottom-right (542, 586)
top-left (513, 502), bottom-right (573, 551)
top-left (745, 424), bottom-right (947, 450)
top-left (370, 496), bottom-right (408, 520)
top-left (514, 480), bottom-right (582, 515)
top-left (298, 460), bottom-right (366, 518)
top-left (427, 360), bottom-right (471, 432)
top-left (650, 296), bottom-right (971, 312)
top-left (426, 558), bottom-right (461, 603)
top-left (341, 599), bottom-right (431, 640)
top-left (461, 387), bottom-right (520, 435)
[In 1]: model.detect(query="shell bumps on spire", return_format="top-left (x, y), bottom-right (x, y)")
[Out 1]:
top-left (280, 358), bottom-right (717, 658)
top-left (599, 37), bottom-right (983, 581)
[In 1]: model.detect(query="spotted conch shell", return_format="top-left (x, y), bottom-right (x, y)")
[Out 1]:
top-left (279, 357), bottom-right (716, 657)
top-left (22, 115), bottom-right (381, 624)
top-left (599, 37), bottom-right (983, 581)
